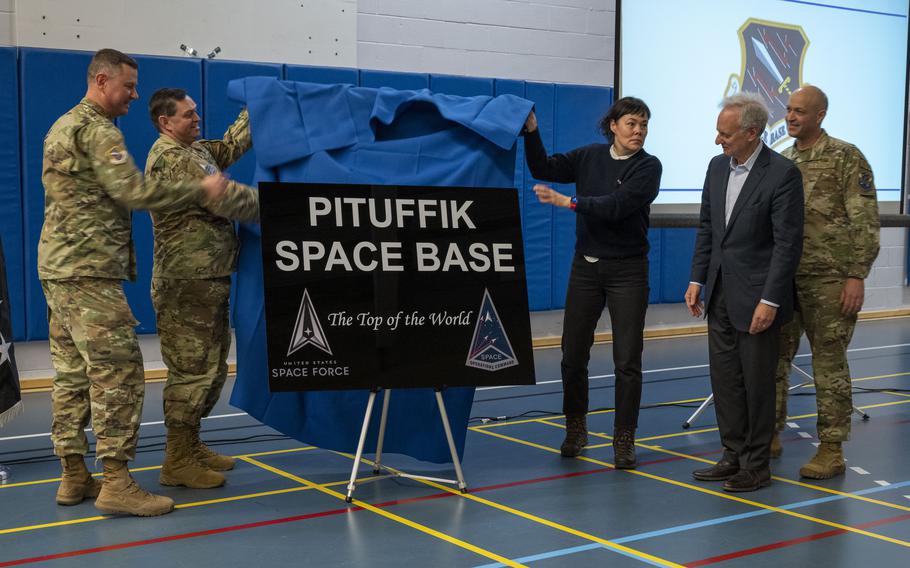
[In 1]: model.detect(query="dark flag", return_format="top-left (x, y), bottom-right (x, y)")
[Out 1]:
top-left (0, 236), bottom-right (21, 427)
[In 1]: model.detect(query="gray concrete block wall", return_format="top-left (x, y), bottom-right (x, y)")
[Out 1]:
top-left (357, 0), bottom-right (616, 86)
top-left (0, 0), bottom-right (13, 46)
top-left (865, 228), bottom-right (909, 310)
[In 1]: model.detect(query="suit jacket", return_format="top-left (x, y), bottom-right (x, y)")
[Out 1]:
top-left (690, 144), bottom-right (804, 332)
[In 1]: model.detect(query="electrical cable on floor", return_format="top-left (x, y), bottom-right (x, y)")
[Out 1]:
top-left (468, 399), bottom-right (706, 425)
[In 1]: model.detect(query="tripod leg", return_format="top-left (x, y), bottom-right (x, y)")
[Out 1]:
top-left (346, 389), bottom-right (379, 503)
top-left (373, 389), bottom-right (391, 474)
top-left (683, 393), bottom-right (714, 429)
top-left (436, 389), bottom-right (467, 493)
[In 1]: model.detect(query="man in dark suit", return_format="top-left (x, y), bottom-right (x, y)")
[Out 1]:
top-left (684, 92), bottom-right (804, 492)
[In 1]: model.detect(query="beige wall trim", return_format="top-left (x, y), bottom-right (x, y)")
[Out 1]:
top-left (531, 307), bottom-right (910, 348)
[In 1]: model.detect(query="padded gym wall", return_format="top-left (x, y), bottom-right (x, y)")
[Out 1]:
top-left (0, 48), bottom-right (24, 341)
top-left (12, 47), bottom-right (686, 340)
top-left (118, 55), bottom-right (202, 333)
top-left (19, 48), bottom-right (93, 340)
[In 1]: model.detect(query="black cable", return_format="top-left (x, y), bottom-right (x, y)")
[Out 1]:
top-left (468, 399), bottom-right (703, 425)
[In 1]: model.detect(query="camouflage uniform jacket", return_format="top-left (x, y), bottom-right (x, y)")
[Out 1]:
top-left (145, 109), bottom-right (259, 279)
top-left (781, 130), bottom-right (880, 278)
top-left (39, 98), bottom-right (204, 281)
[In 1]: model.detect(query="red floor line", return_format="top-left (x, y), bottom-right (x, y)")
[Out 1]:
top-left (685, 512), bottom-right (910, 567)
top-left (0, 452), bottom-right (692, 566)
top-left (0, 507), bottom-right (356, 568)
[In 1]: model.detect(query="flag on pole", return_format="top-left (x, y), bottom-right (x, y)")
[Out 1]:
top-left (0, 236), bottom-right (21, 427)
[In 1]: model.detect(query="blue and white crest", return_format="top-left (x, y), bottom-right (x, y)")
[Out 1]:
top-left (465, 289), bottom-right (518, 372)
top-left (287, 289), bottom-right (333, 356)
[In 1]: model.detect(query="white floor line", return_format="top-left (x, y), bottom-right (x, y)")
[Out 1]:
top-left (798, 432), bottom-right (813, 439)
top-left (875, 480), bottom-right (891, 486)
top-left (0, 411), bottom-right (250, 442)
top-left (479, 341), bottom-right (910, 391)
top-left (850, 466), bottom-right (871, 475)
top-left (786, 422), bottom-right (800, 429)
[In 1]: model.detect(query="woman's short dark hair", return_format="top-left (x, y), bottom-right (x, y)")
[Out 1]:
top-left (599, 96), bottom-right (651, 140)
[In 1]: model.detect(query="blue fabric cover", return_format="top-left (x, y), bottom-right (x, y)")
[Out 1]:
top-left (228, 77), bottom-right (533, 463)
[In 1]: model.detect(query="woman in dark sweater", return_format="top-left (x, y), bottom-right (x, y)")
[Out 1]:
top-left (523, 97), bottom-right (662, 468)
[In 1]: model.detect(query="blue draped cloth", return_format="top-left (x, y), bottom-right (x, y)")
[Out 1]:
top-left (228, 77), bottom-right (532, 463)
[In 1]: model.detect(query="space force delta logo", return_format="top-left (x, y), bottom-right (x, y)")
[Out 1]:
top-left (287, 289), bottom-right (332, 356)
top-left (724, 19), bottom-right (808, 148)
top-left (465, 289), bottom-right (519, 372)
top-left (285, 287), bottom-right (517, 372)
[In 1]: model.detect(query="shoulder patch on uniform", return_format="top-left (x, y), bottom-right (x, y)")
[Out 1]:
top-left (108, 145), bottom-right (129, 165)
top-left (858, 171), bottom-right (873, 191)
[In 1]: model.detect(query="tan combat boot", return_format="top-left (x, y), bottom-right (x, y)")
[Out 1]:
top-left (159, 427), bottom-right (225, 489)
top-left (799, 442), bottom-right (846, 479)
top-left (770, 431), bottom-right (782, 458)
top-left (191, 427), bottom-right (235, 471)
top-left (56, 454), bottom-right (102, 506)
top-left (95, 458), bottom-right (175, 516)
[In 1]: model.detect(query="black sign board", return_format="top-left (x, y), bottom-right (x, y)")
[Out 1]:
top-left (259, 183), bottom-right (536, 391)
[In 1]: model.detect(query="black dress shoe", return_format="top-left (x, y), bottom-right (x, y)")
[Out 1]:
top-left (692, 459), bottom-right (739, 481)
top-left (723, 468), bottom-right (771, 492)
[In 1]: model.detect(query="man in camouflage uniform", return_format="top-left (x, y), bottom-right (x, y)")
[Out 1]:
top-left (40, 49), bottom-right (255, 516)
top-left (144, 88), bottom-right (258, 489)
top-left (772, 86), bottom-right (880, 478)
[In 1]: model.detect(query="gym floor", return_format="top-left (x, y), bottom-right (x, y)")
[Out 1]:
top-left (1, 317), bottom-right (909, 567)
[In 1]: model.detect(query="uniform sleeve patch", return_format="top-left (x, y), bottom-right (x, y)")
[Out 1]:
top-left (109, 146), bottom-right (129, 165)
top-left (858, 171), bottom-right (873, 191)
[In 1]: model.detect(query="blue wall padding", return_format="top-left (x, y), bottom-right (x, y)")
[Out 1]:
top-left (360, 70), bottom-right (429, 91)
top-left (523, 82), bottom-right (556, 310)
top-left (648, 229), bottom-right (662, 302)
top-left (202, 59), bottom-right (282, 187)
top-left (429, 74), bottom-right (494, 97)
top-left (660, 228), bottom-right (697, 303)
top-left (19, 48), bottom-right (93, 340)
top-left (551, 85), bottom-right (615, 309)
top-left (284, 64), bottom-right (359, 85)
top-left (0, 48), bottom-right (24, 340)
top-left (9, 47), bottom-right (698, 341)
top-left (494, 80), bottom-right (527, 212)
top-left (119, 55), bottom-right (203, 333)
top-left (202, 59), bottom-right (281, 331)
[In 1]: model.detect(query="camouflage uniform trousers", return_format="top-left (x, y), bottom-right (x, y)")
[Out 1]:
top-left (42, 278), bottom-right (145, 461)
top-left (774, 275), bottom-right (857, 442)
top-left (151, 277), bottom-right (231, 429)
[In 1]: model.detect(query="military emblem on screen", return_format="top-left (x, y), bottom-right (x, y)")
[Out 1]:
top-left (465, 289), bottom-right (518, 371)
top-left (725, 18), bottom-right (808, 148)
top-left (287, 288), bottom-right (332, 356)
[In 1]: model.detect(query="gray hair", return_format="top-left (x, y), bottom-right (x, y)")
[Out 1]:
top-left (720, 92), bottom-right (768, 131)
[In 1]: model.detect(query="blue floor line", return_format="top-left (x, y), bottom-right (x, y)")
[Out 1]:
top-left (474, 479), bottom-right (910, 567)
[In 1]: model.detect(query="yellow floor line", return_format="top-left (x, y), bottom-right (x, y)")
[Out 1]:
top-left (336, 452), bottom-right (684, 568)
top-left (536, 419), bottom-right (910, 514)
top-left (0, 475), bottom-right (375, 537)
top-left (883, 390), bottom-right (910, 399)
top-left (240, 456), bottom-right (527, 568)
top-left (472, 426), bottom-right (910, 550)
top-left (176, 486), bottom-right (312, 509)
top-left (474, 370), bottom-right (909, 435)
